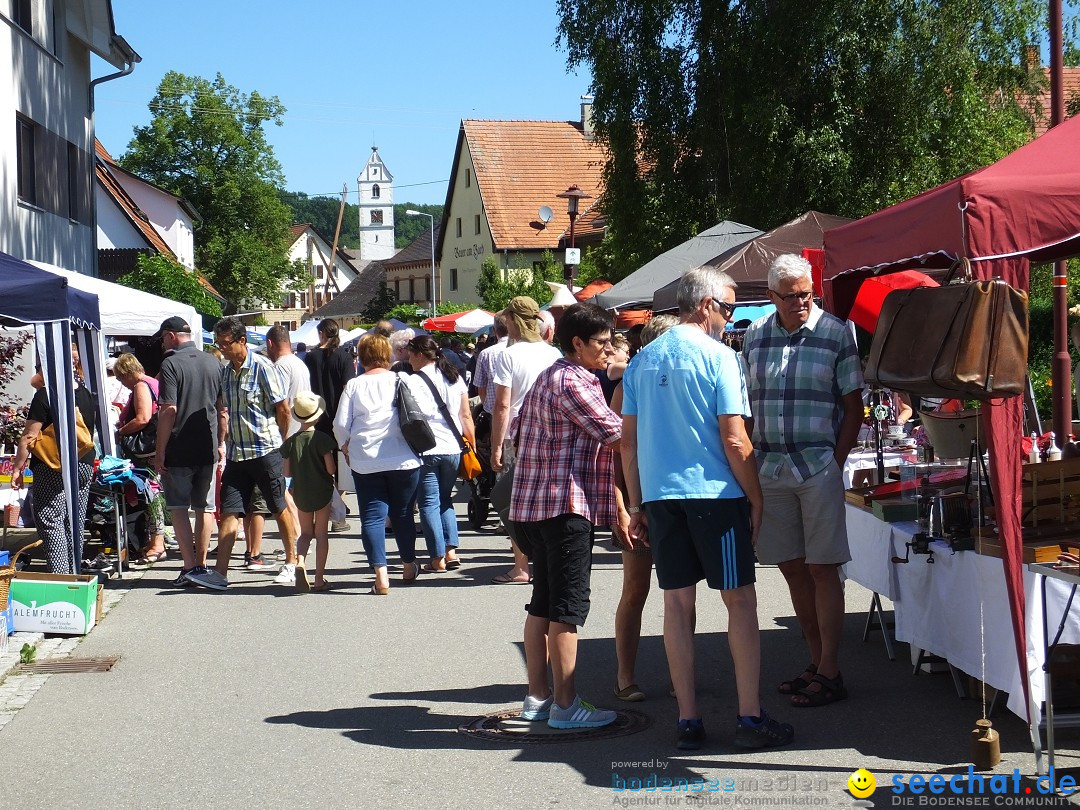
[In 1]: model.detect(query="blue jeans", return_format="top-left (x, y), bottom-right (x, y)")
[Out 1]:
top-left (352, 467), bottom-right (420, 568)
top-left (417, 454), bottom-right (460, 559)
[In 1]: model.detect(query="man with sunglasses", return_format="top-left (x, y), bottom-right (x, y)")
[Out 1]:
top-left (622, 266), bottom-right (794, 751)
top-left (742, 254), bottom-right (863, 709)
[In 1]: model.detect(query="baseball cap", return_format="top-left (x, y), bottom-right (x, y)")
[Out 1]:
top-left (154, 316), bottom-right (192, 339)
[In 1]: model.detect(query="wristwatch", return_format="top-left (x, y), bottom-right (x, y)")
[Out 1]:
top-left (627, 506), bottom-right (642, 515)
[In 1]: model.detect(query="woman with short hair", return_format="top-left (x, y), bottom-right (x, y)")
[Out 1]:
top-left (114, 352), bottom-right (168, 564)
top-left (333, 334), bottom-right (425, 594)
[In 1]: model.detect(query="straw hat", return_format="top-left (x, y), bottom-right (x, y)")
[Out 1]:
top-left (291, 391), bottom-right (325, 423)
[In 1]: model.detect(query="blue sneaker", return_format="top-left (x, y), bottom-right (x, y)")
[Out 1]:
top-left (521, 694), bottom-right (553, 721)
top-left (547, 696), bottom-right (617, 729)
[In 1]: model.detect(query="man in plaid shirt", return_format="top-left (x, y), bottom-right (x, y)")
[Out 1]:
top-left (202, 316), bottom-right (302, 591)
top-left (509, 304), bottom-right (622, 730)
top-left (742, 253), bottom-right (863, 709)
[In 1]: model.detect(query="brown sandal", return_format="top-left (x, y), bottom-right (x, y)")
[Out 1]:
top-left (778, 663), bottom-right (817, 695)
top-left (791, 672), bottom-right (847, 707)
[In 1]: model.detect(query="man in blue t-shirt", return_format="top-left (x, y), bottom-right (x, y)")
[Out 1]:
top-left (622, 266), bottom-right (793, 752)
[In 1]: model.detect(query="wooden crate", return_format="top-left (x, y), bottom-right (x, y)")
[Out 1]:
top-left (973, 526), bottom-right (1080, 563)
top-left (1022, 458), bottom-right (1080, 528)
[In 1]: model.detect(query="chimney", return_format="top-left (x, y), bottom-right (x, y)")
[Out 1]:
top-left (1021, 44), bottom-right (1040, 71)
top-left (580, 95), bottom-right (594, 139)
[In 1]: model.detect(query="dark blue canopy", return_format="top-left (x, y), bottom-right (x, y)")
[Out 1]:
top-left (0, 251), bottom-right (100, 328)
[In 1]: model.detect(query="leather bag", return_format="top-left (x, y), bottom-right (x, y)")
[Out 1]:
top-left (117, 382), bottom-right (158, 459)
top-left (395, 374), bottom-right (437, 455)
top-left (864, 260), bottom-right (1029, 401)
top-left (414, 371), bottom-right (483, 480)
top-left (31, 409), bottom-right (95, 471)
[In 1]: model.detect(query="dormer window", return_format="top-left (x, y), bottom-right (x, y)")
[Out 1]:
top-left (372, 184), bottom-right (381, 199)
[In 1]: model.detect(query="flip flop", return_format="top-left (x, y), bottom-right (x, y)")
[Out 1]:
top-left (446, 559), bottom-right (462, 570)
top-left (491, 573), bottom-right (531, 585)
top-left (134, 550), bottom-right (167, 565)
top-left (423, 564), bottom-right (448, 573)
top-left (312, 581), bottom-right (332, 592)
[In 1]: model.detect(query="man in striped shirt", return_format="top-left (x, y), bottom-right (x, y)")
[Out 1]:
top-left (742, 254), bottom-right (864, 709)
top-left (206, 316), bottom-right (302, 590)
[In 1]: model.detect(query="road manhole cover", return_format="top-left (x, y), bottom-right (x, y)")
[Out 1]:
top-left (15, 656), bottom-right (120, 674)
top-left (459, 706), bottom-right (651, 744)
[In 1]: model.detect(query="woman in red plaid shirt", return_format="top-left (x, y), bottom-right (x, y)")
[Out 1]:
top-left (510, 303), bottom-right (623, 729)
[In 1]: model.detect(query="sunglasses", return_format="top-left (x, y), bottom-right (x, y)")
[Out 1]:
top-left (711, 299), bottom-right (737, 318)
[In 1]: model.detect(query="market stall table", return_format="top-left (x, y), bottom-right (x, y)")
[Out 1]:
top-left (842, 447), bottom-right (917, 488)
top-left (842, 504), bottom-right (1080, 766)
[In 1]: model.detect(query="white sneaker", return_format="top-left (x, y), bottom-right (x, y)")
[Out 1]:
top-left (330, 520), bottom-right (350, 533)
top-left (521, 694), bottom-right (553, 721)
top-left (274, 563), bottom-right (296, 585)
top-left (547, 696), bottom-right (617, 729)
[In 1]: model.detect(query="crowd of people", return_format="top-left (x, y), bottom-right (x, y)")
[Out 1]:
top-left (7, 252), bottom-right (863, 752)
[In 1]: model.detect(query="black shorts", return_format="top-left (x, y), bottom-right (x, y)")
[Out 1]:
top-left (645, 498), bottom-right (756, 591)
top-left (520, 514), bottom-right (594, 627)
top-left (220, 450), bottom-right (288, 517)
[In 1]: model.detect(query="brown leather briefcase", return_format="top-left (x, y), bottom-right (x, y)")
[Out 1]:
top-left (864, 268), bottom-right (1028, 401)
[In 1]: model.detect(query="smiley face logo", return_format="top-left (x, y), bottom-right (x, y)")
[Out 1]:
top-left (847, 769), bottom-right (876, 798)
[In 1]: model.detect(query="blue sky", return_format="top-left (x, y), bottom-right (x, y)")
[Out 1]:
top-left (93, 1), bottom-right (592, 206)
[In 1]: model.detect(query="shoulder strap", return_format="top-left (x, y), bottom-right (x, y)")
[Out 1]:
top-left (415, 371), bottom-right (467, 451)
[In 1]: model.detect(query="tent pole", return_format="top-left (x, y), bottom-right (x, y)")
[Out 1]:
top-left (1050, 0), bottom-right (1070, 443)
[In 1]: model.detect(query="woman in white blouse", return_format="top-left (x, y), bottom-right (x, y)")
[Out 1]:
top-left (333, 334), bottom-right (425, 594)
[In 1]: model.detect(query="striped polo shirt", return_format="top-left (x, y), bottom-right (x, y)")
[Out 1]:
top-left (742, 305), bottom-right (862, 482)
top-left (222, 350), bottom-right (287, 462)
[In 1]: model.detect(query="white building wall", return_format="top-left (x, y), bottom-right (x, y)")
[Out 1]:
top-left (95, 186), bottom-right (146, 249)
top-left (116, 177), bottom-right (196, 268)
top-left (1, 1), bottom-right (98, 272)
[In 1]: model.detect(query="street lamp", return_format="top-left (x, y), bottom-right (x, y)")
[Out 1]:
top-left (405, 209), bottom-right (436, 313)
top-left (556, 184), bottom-right (592, 286)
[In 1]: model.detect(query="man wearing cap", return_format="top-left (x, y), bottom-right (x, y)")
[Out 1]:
top-left (489, 295), bottom-right (562, 584)
top-left (209, 316), bottom-right (301, 589)
top-left (154, 316), bottom-right (229, 589)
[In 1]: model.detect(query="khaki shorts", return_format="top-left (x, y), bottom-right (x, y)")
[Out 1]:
top-left (755, 459), bottom-right (850, 566)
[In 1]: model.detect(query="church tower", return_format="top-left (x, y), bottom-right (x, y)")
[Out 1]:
top-left (357, 146), bottom-right (396, 261)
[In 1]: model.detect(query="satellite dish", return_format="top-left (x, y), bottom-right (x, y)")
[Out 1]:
top-left (538, 206), bottom-right (554, 225)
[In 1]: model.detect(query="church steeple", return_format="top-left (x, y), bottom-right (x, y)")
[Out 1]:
top-left (357, 146), bottom-right (396, 261)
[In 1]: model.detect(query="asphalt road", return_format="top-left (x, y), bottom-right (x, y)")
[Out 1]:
top-left (2, 494), bottom-right (1077, 809)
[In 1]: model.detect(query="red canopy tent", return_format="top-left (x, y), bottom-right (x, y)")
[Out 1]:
top-left (823, 114), bottom-right (1080, 730)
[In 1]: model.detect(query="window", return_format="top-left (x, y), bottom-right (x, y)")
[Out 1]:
top-left (425, 277), bottom-right (431, 301)
top-left (474, 214), bottom-right (481, 235)
top-left (67, 143), bottom-right (79, 221)
top-left (409, 278), bottom-right (415, 301)
top-left (314, 264), bottom-right (324, 279)
top-left (465, 168), bottom-right (471, 187)
top-left (16, 115), bottom-right (37, 206)
top-left (455, 217), bottom-right (462, 238)
top-left (13, 0), bottom-right (33, 36)
top-left (316, 292), bottom-right (323, 308)
top-left (371, 210), bottom-right (384, 225)
top-left (372, 184), bottom-right (380, 199)
top-left (394, 280), bottom-right (401, 300)
top-left (450, 269), bottom-right (458, 291)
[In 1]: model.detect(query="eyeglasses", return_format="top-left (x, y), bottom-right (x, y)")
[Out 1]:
top-left (770, 289), bottom-right (813, 304)
top-left (588, 337), bottom-right (615, 348)
top-left (217, 339), bottom-right (236, 349)
top-left (711, 299), bottom-right (737, 318)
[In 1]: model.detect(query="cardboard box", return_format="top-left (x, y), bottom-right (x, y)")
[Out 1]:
top-left (11, 572), bottom-right (99, 635)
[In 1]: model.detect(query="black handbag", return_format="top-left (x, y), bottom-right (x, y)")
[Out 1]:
top-left (395, 374), bottom-right (437, 455)
top-left (118, 382), bottom-right (159, 459)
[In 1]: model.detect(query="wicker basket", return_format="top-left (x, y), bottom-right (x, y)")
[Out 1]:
top-left (0, 539), bottom-right (41, 607)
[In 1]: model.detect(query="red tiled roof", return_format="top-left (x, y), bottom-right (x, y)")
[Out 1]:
top-left (1026, 67), bottom-right (1080, 135)
top-left (96, 140), bottom-right (222, 300)
top-left (461, 119), bottom-right (607, 251)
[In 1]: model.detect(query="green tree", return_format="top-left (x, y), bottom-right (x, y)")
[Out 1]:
top-left (119, 253), bottom-right (223, 323)
top-left (280, 191), bottom-right (360, 248)
top-left (120, 72), bottom-right (303, 312)
top-left (557, 0), bottom-right (1059, 271)
top-left (476, 252), bottom-right (565, 313)
top-left (394, 204), bottom-right (444, 249)
top-left (362, 283), bottom-right (398, 322)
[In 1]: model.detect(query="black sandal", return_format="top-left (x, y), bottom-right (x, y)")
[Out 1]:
top-left (791, 672), bottom-right (847, 707)
top-left (778, 663), bottom-right (817, 695)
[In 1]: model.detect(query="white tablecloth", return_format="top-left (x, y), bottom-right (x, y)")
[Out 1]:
top-left (842, 448), bottom-right (917, 488)
top-left (842, 503), bottom-right (1080, 722)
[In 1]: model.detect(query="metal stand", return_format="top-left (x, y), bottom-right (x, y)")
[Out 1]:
top-left (912, 647), bottom-right (968, 698)
top-left (862, 593), bottom-right (896, 660)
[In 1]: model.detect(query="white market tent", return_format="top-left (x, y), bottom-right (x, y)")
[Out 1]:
top-left (291, 320), bottom-right (321, 347)
top-left (28, 261), bottom-right (202, 346)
